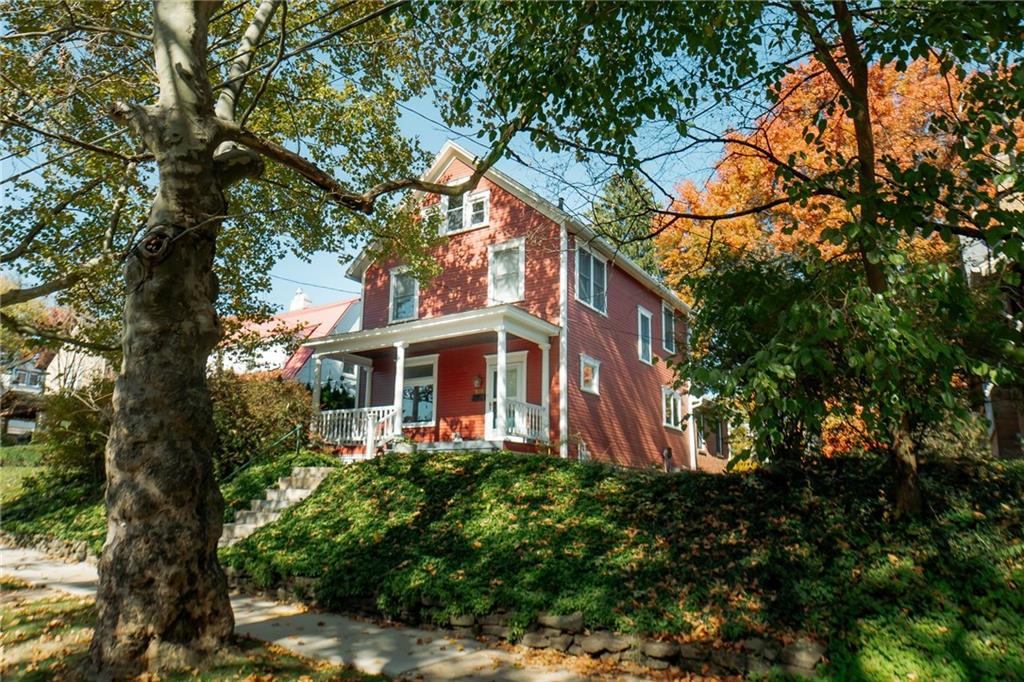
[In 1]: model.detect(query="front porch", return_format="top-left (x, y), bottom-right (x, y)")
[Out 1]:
top-left (306, 305), bottom-right (560, 456)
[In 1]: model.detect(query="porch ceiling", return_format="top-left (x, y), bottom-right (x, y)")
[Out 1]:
top-left (305, 304), bottom-right (560, 357)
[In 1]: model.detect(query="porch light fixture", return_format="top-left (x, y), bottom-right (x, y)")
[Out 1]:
top-left (473, 374), bottom-right (483, 388)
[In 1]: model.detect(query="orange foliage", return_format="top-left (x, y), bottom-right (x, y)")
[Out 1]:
top-left (657, 58), bottom-right (967, 285)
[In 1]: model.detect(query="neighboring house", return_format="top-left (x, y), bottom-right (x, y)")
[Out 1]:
top-left (216, 289), bottom-right (363, 393)
top-left (45, 343), bottom-right (110, 392)
top-left (306, 141), bottom-right (728, 471)
top-left (1, 350), bottom-right (53, 439)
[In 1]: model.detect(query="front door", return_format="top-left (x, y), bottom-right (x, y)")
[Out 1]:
top-left (485, 355), bottom-right (527, 439)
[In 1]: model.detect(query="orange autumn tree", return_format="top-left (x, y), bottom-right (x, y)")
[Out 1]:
top-left (657, 58), bottom-right (964, 288)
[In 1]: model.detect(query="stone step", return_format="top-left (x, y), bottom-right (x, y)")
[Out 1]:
top-left (250, 498), bottom-right (293, 512)
top-left (235, 509), bottom-right (282, 525)
top-left (220, 465), bottom-right (338, 547)
top-left (265, 487), bottom-right (313, 503)
top-left (277, 474), bottom-right (330, 490)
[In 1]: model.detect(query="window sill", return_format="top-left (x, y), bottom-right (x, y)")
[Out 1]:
top-left (440, 222), bottom-right (489, 238)
top-left (487, 297), bottom-right (524, 307)
top-left (388, 315), bottom-right (419, 325)
top-left (664, 423), bottom-right (684, 432)
top-left (581, 387), bottom-right (600, 396)
top-left (402, 421), bottom-right (436, 429)
top-left (574, 296), bottom-right (608, 318)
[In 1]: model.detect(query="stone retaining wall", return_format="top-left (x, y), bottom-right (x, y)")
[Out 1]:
top-left (0, 531), bottom-right (97, 564)
top-left (226, 569), bottom-right (824, 678)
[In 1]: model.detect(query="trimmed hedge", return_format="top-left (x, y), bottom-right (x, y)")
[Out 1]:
top-left (223, 451), bottom-right (1024, 681)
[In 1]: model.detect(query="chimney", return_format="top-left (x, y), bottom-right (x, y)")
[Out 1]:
top-left (289, 287), bottom-right (312, 311)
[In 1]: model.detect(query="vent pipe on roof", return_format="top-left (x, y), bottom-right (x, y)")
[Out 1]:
top-left (289, 288), bottom-right (312, 311)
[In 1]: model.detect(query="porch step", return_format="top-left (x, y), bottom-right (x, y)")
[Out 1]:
top-left (219, 465), bottom-right (336, 548)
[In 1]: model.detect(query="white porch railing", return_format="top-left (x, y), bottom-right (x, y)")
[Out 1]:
top-left (318, 406), bottom-right (399, 454)
top-left (505, 399), bottom-right (549, 442)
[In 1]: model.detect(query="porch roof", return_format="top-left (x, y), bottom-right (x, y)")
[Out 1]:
top-left (305, 304), bottom-right (560, 357)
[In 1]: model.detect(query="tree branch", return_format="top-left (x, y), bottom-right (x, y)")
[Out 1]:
top-left (1, 113), bottom-right (152, 162)
top-left (239, 0), bottom-right (288, 127)
top-left (0, 310), bottom-right (117, 353)
top-left (227, 109), bottom-right (530, 212)
top-left (2, 177), bottom-right (103, 264)
top-left (0, 256), bottom-right (113, 308)
top-left (214, 0), bottom-right (282, 124)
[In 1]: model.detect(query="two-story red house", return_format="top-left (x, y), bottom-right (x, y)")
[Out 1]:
top-left (305, 142), bottom-right (728, 471)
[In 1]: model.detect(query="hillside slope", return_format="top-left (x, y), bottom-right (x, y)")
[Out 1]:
top-left (223, 451), bottom-right (1024, 680)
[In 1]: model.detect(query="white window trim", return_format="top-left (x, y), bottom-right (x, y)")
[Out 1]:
top-left (388, 267), bottom-right (419, 324)
top-left (662, 387), bottom-right (683, 431)
top-left (402, 354), bottom-right (438, 427)
top-left (574, 244), bottom-right (608, 316)
top-left (440, 188), bottom-right (490, 236)
top-left (637, 305), bottom-right (653, 364)
top-left (487, 237), bottom-right (526, 305)
top-left (579, 353), bottom-right (601, 395)
top-left (662, 302), bottom-right (677, 354)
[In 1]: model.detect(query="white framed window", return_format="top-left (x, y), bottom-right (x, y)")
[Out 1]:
top-left (578, 439), bottom-right (590, 462)
top-left (637, 306), bottom-right (653, 363)
top-left (579, 354), bottom-right (601, 395)
top-left (576, 245), bottom-right (607, 314)
top-left (389, 268), bottom-right (418, 323)
top-left (663, 387), bottom-right (683, 430)
top-left (662, 303), bottom-right (676, 354)
top-left (695, 413), bottom-right (707, 450)
top-left (440, 189), bottom-right (490, 234)
top-left (402, 355), bottom-right (437, 426)
top-left (488, 237), bottom-right (525, 304)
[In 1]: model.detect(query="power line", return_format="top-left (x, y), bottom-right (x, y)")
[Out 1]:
top-left (270, 272), bottom-right (360, 295)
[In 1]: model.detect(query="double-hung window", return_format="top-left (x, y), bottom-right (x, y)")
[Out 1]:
top-left (576, 246), bottom-right (607, 313)
top-left (637, 306), bottom-right (653, 363)
top-left (389, 268), bottom-right (418, 322)
top-left (662, 303), bottom-right (676, 354)
top-left (488, 238), bottom-right (525, 304)
top-left (663, 388), bottom-right (683, 430)
top-left (440, 190), bottom-right (489, 234)
top-left (402, 357), bottom-right (436, 425)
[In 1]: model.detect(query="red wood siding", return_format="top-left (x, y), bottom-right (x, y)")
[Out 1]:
top-left (361, 159), bottom-right (561, 330)
top-left (368, 337), bottom-right (556, 443)
top-left (566, 235), bottom-right (693, 470)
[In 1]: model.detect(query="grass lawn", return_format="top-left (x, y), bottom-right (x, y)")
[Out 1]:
top-left (0, 576), bottom-right (380, 681)
top-left (223, 451), bottom-right (1024, 681)
top-left (0, 444), bottom-right (44, 503)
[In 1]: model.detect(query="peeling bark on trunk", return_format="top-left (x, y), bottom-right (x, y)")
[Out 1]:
top-left (89, 2), bottom-right (235, 675)
top-left (89, 118), bottom-right (233, 676)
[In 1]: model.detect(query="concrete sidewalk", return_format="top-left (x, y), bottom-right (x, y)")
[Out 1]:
top-left (0, 546), bottom-right (588, 680)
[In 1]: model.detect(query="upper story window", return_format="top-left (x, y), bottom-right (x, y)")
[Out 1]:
top-left (488, 238), bottom-right (525, 304)
top-left (662, 303), bottom-right (677, 354)
top-left (389, 268), bottom-right (418, 323)
top-left (576, 245), bottom-right (607, 314)
top-left (11, 368), bottom-right (44, 388)
top-left (663, 387), bottom-right (683, 430)
top-left (637, 306), bottom-right (653, 363)
top-left (440, 189), bottom-right (489, 235)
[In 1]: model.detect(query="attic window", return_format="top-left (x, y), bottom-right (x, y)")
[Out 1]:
top-left (440, 189), bottom-right (489, 234)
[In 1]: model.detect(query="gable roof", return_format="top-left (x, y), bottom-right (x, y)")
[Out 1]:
top-left (346, 141), bottom-right (689, 314)
top-left (234, 298), bottom-right (359, 379)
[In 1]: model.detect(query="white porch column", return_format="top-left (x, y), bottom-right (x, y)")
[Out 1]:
top-left (496, 326), bottom-right (507, 441)
top-left (393, 342), bottom-right (407, 432)
top-left (311, 355), bottom-right (323, 433)
top-left (364, 367), bottom-right (373, 407)
top-left (540, 341), bottom-right (550, 441)
top-left (684, 390), bottom-right (697, 470)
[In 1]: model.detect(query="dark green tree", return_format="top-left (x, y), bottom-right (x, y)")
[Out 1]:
top-left (588, 173), bottom-right (663, 278)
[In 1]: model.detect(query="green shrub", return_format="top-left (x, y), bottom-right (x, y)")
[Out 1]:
top-left (1, 468), bottom-right (106, 554)
top-left (0, 443), bottom-right (43, 466)
top-left (209, 371), bottom-right (312, 478)
top-left (35, 378), bottom-right (113, 483)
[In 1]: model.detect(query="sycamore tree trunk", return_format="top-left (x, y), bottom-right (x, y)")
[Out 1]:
top-left (89, 2), bottom-right (242, 675)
